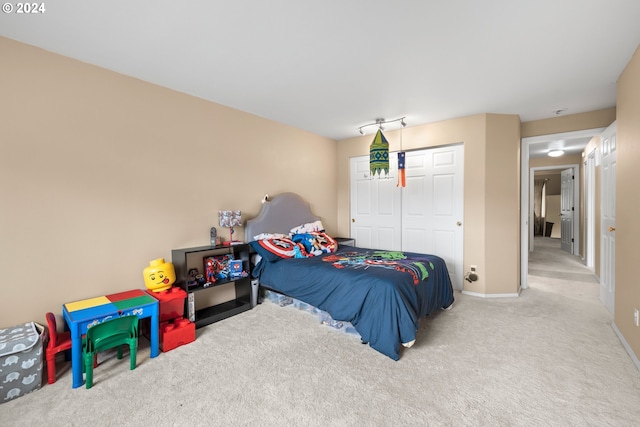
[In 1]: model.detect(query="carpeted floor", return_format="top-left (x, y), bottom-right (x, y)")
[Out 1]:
top-left (2, 237), bottom-right (639, 426)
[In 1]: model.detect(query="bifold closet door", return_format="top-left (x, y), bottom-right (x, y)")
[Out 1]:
top-left (349, 144), bottom-right (463, 290)
top-left (402, 145), bottom-right (464, 290)
top-left (349, 154), bottom-right (401, 251)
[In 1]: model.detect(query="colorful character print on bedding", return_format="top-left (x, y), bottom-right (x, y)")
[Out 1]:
top-left (291, 232), bottom-right (337, 256)
top-left (323, 250), bottom-right (436, 285)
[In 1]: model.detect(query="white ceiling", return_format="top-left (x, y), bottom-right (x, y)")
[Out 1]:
top-left (2, 0), bottom-right (639, 146)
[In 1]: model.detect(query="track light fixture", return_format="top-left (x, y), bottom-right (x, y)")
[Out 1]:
top-left (358, 116), bottom-right (407, 135)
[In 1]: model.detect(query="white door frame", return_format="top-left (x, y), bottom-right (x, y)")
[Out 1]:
top-left (585, 151), bottom-right (596, 270)
top-left (600, 121), bottom-right (616, 315)
top-left (520, 128), bottom-right (605, 289)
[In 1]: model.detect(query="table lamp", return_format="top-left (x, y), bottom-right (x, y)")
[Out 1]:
top-left (218, 210), bottom-right (242, 246)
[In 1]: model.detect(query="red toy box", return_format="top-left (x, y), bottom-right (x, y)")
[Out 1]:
top-left (147, 287), bottom-right (187, 322)
top-left (160, 318), bottom-right (195, 352)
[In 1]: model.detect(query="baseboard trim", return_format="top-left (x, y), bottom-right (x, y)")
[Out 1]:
top-left (611, 321), bottom-right (640, 373)
top-left (461, 290), bottom-right (520, 298)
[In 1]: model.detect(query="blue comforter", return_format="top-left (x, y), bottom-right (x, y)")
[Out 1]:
top-left (252, 245), bottom-right (454, 360)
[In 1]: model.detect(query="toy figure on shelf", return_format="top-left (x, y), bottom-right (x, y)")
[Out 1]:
top-left (205, 254), bottom-right (232, 281)
top-left (205, 258), bottom-right (217, 285)
top-left (143, 258), bottom-right (176, 292)
top-left (186, 268), bottom-right (206, 288)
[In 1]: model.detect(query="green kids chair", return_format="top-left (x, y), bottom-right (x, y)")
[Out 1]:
top-left (82, 315), bottom-right (139, 389)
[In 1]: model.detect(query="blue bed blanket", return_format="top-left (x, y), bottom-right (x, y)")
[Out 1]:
top-left (252, 245), bottom-right (454, 360)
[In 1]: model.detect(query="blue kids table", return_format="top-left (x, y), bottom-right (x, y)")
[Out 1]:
top-left (62, 289), bottom-right (159, 388)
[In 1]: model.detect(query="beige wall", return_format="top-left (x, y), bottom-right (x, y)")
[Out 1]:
top-left (529, 154), bottom-right (582, 168)
top-left (485, 114), bottom-right (522, 293)
top-left (0, 37), bottom-right (338, 325)
top-left (521, 108), bottom-right (616, 138)
top-left (337, 113), bottom-right (522, 295)
top-left (615, 45), bottom-right (640, 359)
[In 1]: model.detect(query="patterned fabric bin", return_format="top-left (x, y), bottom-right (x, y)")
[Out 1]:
top-left (0, 322), bottom-right (44, 404)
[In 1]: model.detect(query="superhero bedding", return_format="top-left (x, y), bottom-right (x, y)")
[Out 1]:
top-left (245, 193), bottom-right (455, 361)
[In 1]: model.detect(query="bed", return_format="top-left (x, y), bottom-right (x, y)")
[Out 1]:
top-left (245, 192), bottom-right (454, 361)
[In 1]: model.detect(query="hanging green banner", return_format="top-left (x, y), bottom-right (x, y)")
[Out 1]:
top-left (369, 129), bottom-right (389, 176)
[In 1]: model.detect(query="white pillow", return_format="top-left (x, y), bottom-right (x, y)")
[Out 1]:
top-left (290, 220), bottom-right (325, 235)
top-left (253, 232), bottom-right (287, 241)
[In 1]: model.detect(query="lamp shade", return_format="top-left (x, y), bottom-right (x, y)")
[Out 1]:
top-left (219, 210), bottom-right (242, 228)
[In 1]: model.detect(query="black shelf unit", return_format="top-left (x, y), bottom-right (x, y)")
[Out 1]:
top-left (172, 244), bottom-right (252, 328)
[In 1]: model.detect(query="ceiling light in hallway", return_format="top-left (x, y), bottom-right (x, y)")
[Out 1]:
top-left (548, 150), bottom-right (565, 157)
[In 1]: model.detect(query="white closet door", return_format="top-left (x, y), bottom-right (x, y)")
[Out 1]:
top-left (402, 145), bottom-right (464, 290)
top-left (349, 154), bottom-right (401, 250)
top-left (349, 144), bottom-right (464, 290)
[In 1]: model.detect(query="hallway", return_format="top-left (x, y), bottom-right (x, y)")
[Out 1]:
top-left (529, 236), bottom-right (599, 285)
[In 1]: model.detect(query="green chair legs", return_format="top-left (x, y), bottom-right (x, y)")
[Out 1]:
top-left (82, 316), bottom-right (139, 389)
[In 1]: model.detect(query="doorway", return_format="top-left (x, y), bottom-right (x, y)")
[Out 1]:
top-left (520, 128), bottom-right (605, 289)
top-left (528, 164), bottom-right (579, 255)
top-left (532, 168), bottom-right (575, 244)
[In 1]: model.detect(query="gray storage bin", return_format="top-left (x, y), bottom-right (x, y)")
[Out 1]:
top-left (0, 322), bottom-right (44, 404)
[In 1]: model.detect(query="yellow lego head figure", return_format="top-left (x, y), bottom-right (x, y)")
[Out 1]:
top-left (143, 258), bottom-right (176, 293)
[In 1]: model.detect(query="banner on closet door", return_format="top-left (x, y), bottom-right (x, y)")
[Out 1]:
top-left (397, 152), bottom-right (406, 187)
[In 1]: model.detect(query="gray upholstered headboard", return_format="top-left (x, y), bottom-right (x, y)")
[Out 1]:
top-left (245, 192), bottom-right (321, 242)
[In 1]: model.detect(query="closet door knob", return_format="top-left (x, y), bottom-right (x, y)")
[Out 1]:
top-left (456, 221), bottom-right (462, 227)
top-left (608, 226), bottom-right (615, 232)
